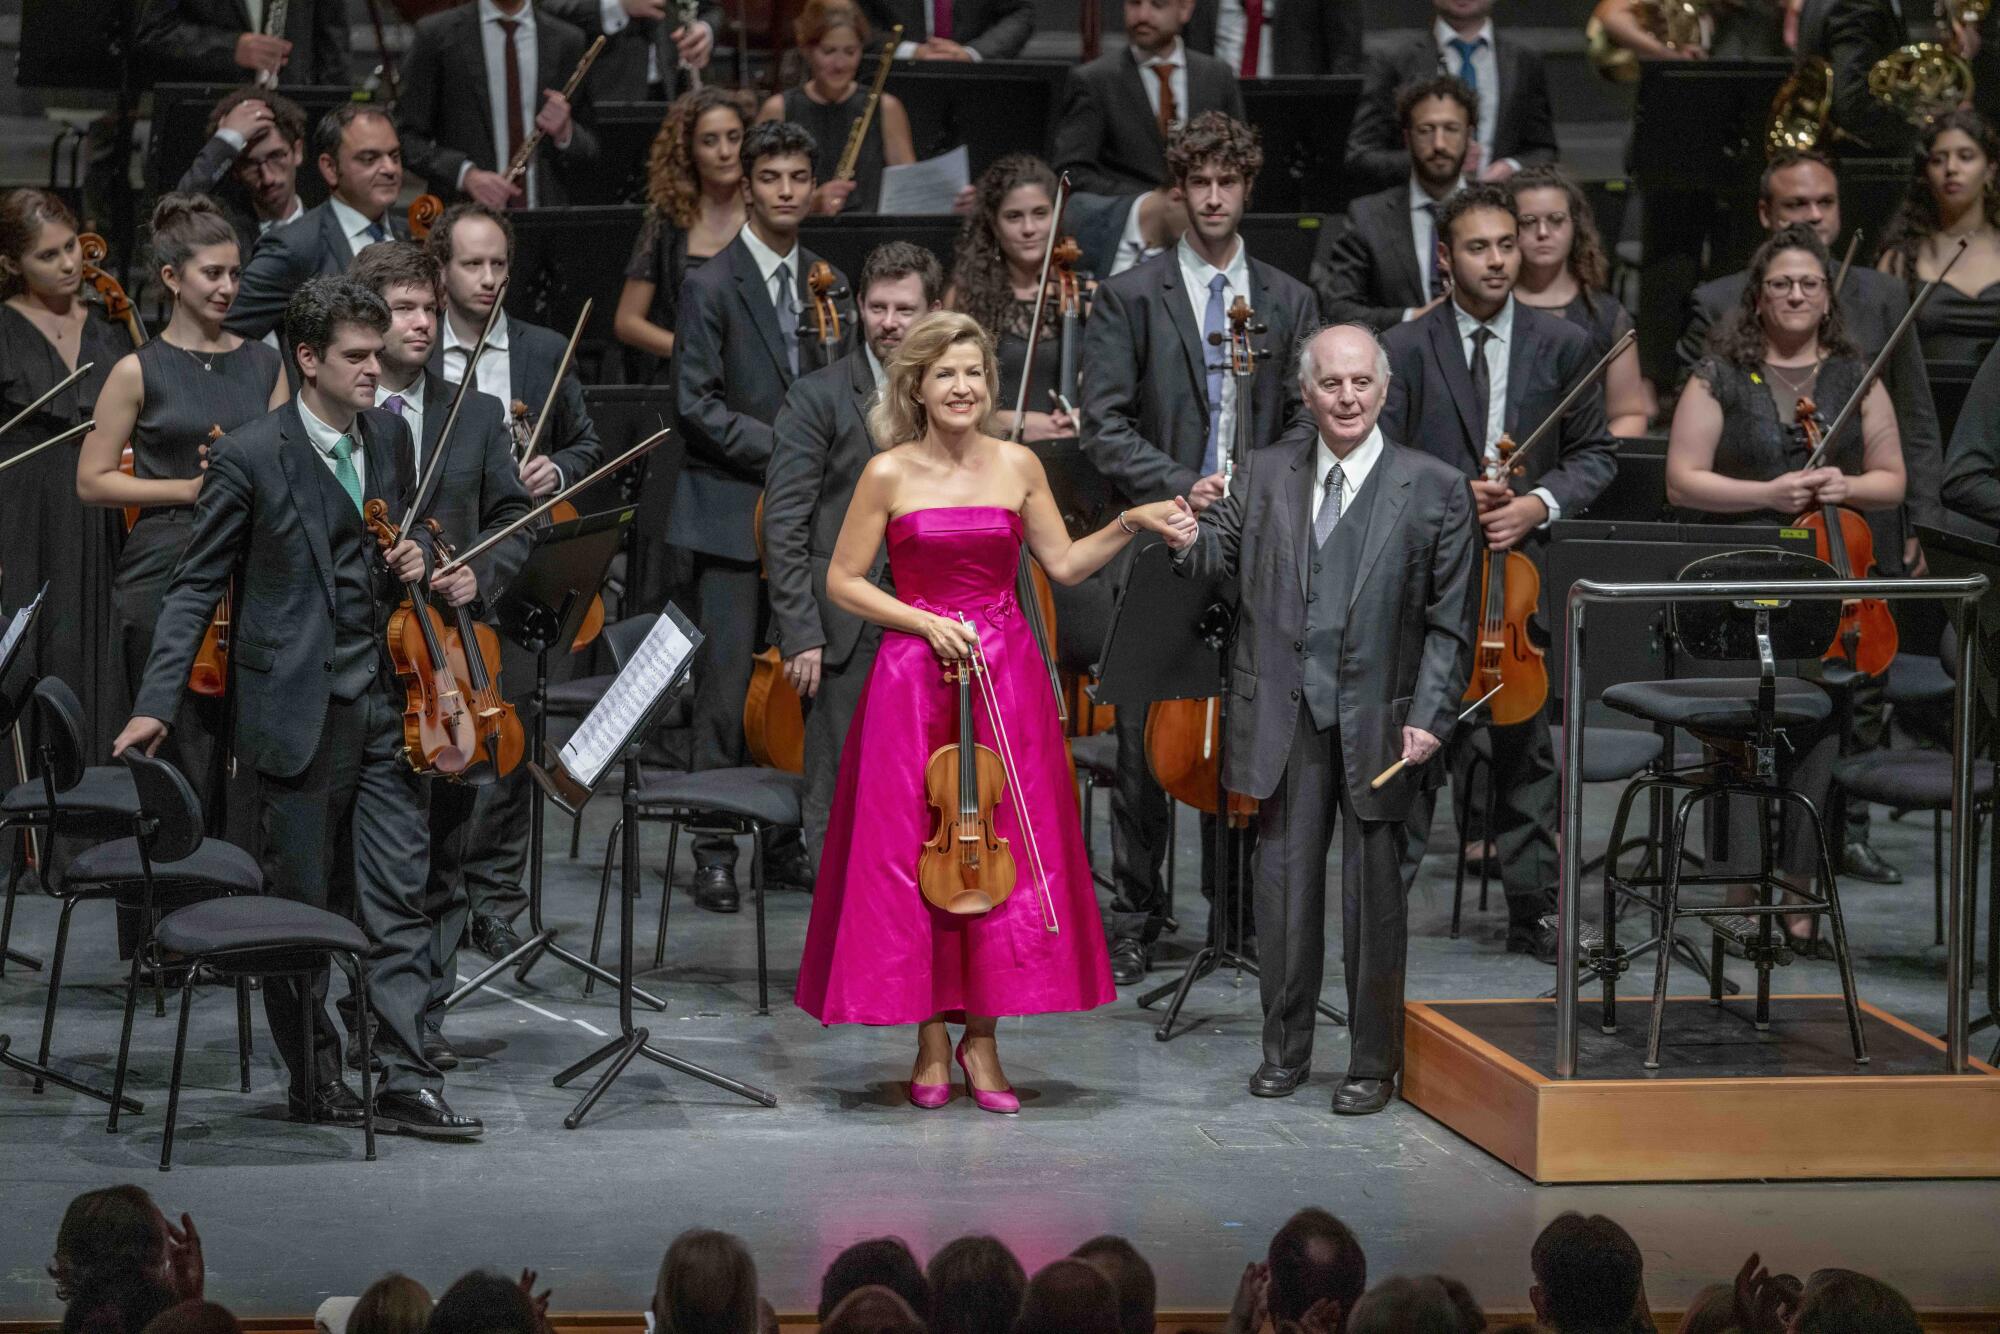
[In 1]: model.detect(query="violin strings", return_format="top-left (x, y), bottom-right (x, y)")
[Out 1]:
top-left (962, 616), bottom-right (1060, 936)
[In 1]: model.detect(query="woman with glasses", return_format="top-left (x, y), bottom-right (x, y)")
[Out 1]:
top-left (1665, 222), bottom-right (1905, 954)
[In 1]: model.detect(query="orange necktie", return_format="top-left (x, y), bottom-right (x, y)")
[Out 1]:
top-left (1154, 62), bottom-right (1179, 139)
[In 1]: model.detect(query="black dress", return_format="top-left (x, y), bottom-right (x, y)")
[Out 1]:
top-left (0, 302), bottom-right (130, 757)
top-left (115, 336), bottom-right (282, 816)
top-left (1547, 289), bottom-right (1636, 364)
top-left (782, 85), bottom-right (886, 214)
top-left (622, 212), bottom-right (714, 384)
top-left (1913, 279), bottom-right (2000, 367)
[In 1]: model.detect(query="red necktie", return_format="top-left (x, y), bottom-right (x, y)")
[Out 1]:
top-left (1240, 0), bottom-right (1264, 78)
top-left (933, 0), bottom-right (954, 41)
top-left (1154, 63), bottom-right (1179, 139)
top-left (499, 18), bottom-right (525, 172)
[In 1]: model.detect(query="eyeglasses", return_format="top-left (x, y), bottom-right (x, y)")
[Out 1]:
top-left (1762, 275), bottom-right (1827, 297)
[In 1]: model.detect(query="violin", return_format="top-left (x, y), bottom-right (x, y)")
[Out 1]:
top-left (918, 652), bottom-right (1017, 915)
top-left (426, 518), bottom-right (524, 780)
top-left (1462, 433), bottom-right (1548, 726)
top-left (743, 492), bottom-right (806, 773)
top-left (362, 498), bottom-right (481, 776)
top-left (188, 426), bottom-right (235, 698)
top-left (408, 193), bottom-right (443, 242)
top-left (79, 232), bottom-right (147, 531)
top-left (1793, 395), bottom-right (1897, 676)
top-left (511, 343), bottom-right (606, 651)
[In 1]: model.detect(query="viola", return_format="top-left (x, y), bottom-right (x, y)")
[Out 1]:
top-left (426, 518), bottom-right (524, 780)
top-left (408, 193), bottom-right (443, 241)
top-left (918, 654), bottom-right (1017, 915)
top-left (79, 232), bottom-right (147, 531)
top-left (188, 426), bottom-right (235, 698)
top-left (363, 498), bottom-right (481, 776)
top-left (1462, 433), bottom-right (1548, 727)
top-left (743, 492), bottom-right (806, 773)
top-left (1793, 395), bottom-right (1897, 676)
top-left (512, 375), bottom-right (607, 651)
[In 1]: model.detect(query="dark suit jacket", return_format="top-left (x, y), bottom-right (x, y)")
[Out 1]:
top-left (1051, 48), bottom-right (1247, 196)
top-left (1081, 248), bottom-right (1317, 505)
top-left (396, 5), bottom-right (603, 207)
top-left (409, 371), bottom-right (534, 604)
top-left (856, 0), bottom-right (1035, 59)
top-left (1343, 30), bottom-right (1558, 194)
top-left (132, 402), bottom-right (434, 778)
top-left (673, 234), bottom-right (855, 561)
top-left (763, 350), bottom-right (890, 666)
top-left (1313, 184), bottom-right (1430, 330)
top-left (1180, 422), bottom-right (1476, 818)
top-left (225, 200), bottom-right (412, 341)
top-left (423, 317), bottom-right (604, 496)
top-left (541, 0), bottom-right (725, 101)
top-left (1678, 265), bottom-right (1945, 549)
top-left (1826, 0), bottom-right (1919, 158)
top-left (1944, 339), bottom-right (2000, 530)
top-left (1380, 298), bottom-right (1619, 542)
top-left (177, 130), bottom-right (272, 263)
top-left (136, 0), bottom-right (349, 86)
top-left (1186, 0), bottom-right (1366, 75)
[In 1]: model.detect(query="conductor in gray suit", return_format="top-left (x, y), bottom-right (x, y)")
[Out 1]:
top-left (1178, 323), bottom-right (1476, 1115)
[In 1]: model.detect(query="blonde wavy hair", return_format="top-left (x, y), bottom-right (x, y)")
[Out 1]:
top-left (868, 310), bottom-right (999, 447)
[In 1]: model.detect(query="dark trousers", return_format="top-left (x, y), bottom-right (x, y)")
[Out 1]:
top-left (459, 634), bottom-right (549, 924)
top-left (1842, 669), bottom-right (1888, 842)
top-left (688, 549), bottom-right (799, 870)
top-left (424, 777), bottom-right (478, 1017)
top-left (800, 628), bottom-right (880, 864)
top-left (1406, 712), bottom-right (1559, 935)
top-left (1105, 706), bottom-right (1232, 944)
top-left (1256, 708), bottom-right (1406, 1078)
top-left (258, 687), bottom-right (440, 1097)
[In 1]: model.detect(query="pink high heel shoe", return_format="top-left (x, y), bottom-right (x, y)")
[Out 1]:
top-left (908, 1079), bottom-right (953, 1109)
top-left (955, 1038), bottom-right (1020, 1115)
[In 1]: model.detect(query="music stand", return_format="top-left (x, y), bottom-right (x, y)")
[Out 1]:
top-left (886, 59), bottom-right (1069, 170)
top-left (1095, 543), bottom-right (1346, 1041)
top-left (532, 604), bottom-right (776, 1127)
top-left (443, 508), bottom-right (664, 1012)
top-left (1238, 77), bottom-right (1365, 214)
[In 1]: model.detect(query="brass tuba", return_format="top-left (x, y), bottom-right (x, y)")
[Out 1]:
top-left (1766, 56), bottom-right (1837, 154)
top-left (1588, 0), bottom-right (1711, 81)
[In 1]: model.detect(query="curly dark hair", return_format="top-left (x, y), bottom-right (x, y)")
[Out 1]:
top-left (1707, 223), bottom-right (1857, 368)
top-left (1437, 181), bottom-right (1517, 247)
top-left (1165, 111), bottom-right (1263, 193)
top-left (1395, 74), bottom-right (1478, 132)
top-left (48, 1186), bottom-right (164, 1305)
top-left (644, 86), bottom-right (756, 230)
top-left (741, 119), bottom-right (818, 178)
top-left (949, 153), bottom-right (1058, 339)
top-left (1509, 163), bottom-right (1610, 297)
top-left (1876, 107), bottom-right (2000, 282)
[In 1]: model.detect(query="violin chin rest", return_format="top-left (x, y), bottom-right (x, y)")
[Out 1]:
top-left (942, 890), bottom-right (1000, 916)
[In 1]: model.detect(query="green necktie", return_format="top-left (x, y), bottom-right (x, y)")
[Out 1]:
top-left (329, 432), bottom-right (363, 515)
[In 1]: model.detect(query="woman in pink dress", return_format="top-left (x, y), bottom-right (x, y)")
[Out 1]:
top-left (794, 311), bottom-right (1197, 1113)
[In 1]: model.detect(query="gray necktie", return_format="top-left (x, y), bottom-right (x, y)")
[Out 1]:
top-left (1201, 272), bottom-right (1228, 475)
top-left (1313, 463), bottom-right (1345, 547)
top-left (774, 261), bottom-right (799, 376)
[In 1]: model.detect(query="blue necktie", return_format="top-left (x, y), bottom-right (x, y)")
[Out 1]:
top-left (1202, 272), bottom-right (1228, 475)
top-left (1448, 36), bottom-right (1482, 93)
top-left (774, 261), bottom-right (799, 377)
top-left (364, 218), bottom-right (388, 245)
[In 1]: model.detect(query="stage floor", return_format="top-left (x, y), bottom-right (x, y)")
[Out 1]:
top-left (4, 783), bottom-right (1997, 1320)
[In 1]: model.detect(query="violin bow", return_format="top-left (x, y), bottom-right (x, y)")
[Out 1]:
top-left (0, 362), bottom-right (94, 442)
top-left (399, 277), bottom-right (510, 541)
top-left (515, 298), bottom-right (592, 467)
top-left (1007, 171), bottom-right (1072, 439)
top-left (1501, 327), bottom-right (1635, 475)
top-left (1369, 682), bottom-right (1503, 790)
top-left (0, 419), bottom-right (93, 476)
top-left (1834, 229), bottom-right (1861, 294)
top-left (434, 429), bottom-right (670, 576)
top-left (1801, 235), bottom-right (1966, 471)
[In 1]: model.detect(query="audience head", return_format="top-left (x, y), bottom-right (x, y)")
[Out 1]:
top-left (427, 1273), bottom-right (538, 1334)
top-left (1398, 76), bottom-right (1477, 192)
top-left (1882, 108), bottom-right (2000, 270)
top-left (950, 152), bottom-right (1058, 334)
top-left (49, 1186), bottom-right (176, 1307)
top-left (314, 105), bottom-right (402, 218)
top-left (1675, 1283), bottom-right (1737, 1334)
top-left (859, 241), bottom-right (944, 362)
top-left (647, 87), bottom-right (756, 228)
top-left (1437, 182), bottom-right (1520, 319)
top-left (347, 1275), bottom-right (432, 1334)
top-left (62, 1280), bottom-right (179, 1334)
top-left (208, 87), bottom-right (307, 222)
top-left (1528, 1213), bottom-right (1645, 1334)
top-left (1347, 1276), bottom-right (1483, 1334)
top-left (427, 203), bottom-right (513, 327)
top-left (1267, 1208), bottom-right (1368, 1332)
top-left (1124, 0), bottom-right (1195, 55)
top-left (0, 187), bottom-right (81, 303)
top-left (818, 1239), bottom-right (929, 1324)
top-left (739, 121), bottom-right (817, 243)
top-left (1298, 323), bottom-right (1391, 446)
top-left (653, 1229), bottom-right (759, 1334)
top-left (351, 241), bottom-right (443, 376)
top-left (1167, 112), bottom-right (1262, 246)
top-left (925, 1236), bottom-right (1026, 1334)
top-left (820, 1287), bottom-right (924, 1334)
top-left (285, 276), bottom-right (389, 408)
top-left (1014, 1258), bottom-right (1119, 1334)
top-left (871, 310), bottom-right (997, 444)
top-left (141, 1303), bottom-right (241, 1334)
top-left (149, 193), bottom-right (240, 318)
top-left (1509, 164), bottom-right (1609, 295)
top-left (794, 0), bottom-right (869, 88)
top-left (1070, 1237), bottom-right (1154, 1334)
top-left (1758, 149), bottom-right (1841, 247)
top-left (1712, 222), bottom-right (1851, 365)
top-left (1791, 1268), bottom-right (1922, 1334)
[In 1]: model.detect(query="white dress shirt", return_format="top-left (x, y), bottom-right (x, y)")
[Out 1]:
top-left (1214, 0), bottom-right (1277, 78)
top-left (864, 342), bottom-right (888, 389)
top-left (1404, 175), bottom-right (1460, 320)
top-left (299, 394), bottom-right (365, 495)
top-left (739, 222), bottom-right (802, 323)
top-left (893, 0), bottom-right (984, 59)
top-left (261, 194), bottom-right (307, 235)
top-left (1434, 18), bottom-right (1510, 175)
top-left (1178, 234), bottom-right (1252, 470)
top-left (1133, 38), bottom-right (1190, 132)
top-left (1315, 423), bottom-right (1384, 529)
top-left (440, 310), bottom-right (514, 409)
top-left (1451, 294), bottom-right (1560, 523)
top-left (599, 0), bottom-right (717, 86)
top-left (472, 0), bottom-right (547, 207)
top-left (244, 0), bottom-right (267, 33)
top-left (375, 379), bottom-right (428, 475)
top-left (329, 195), bottom-right (391, 257)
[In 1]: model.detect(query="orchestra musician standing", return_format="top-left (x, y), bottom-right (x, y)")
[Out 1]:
top-left (543, 0), bottom-right (722, 102)
top-left (674, 120), bottom-right (853, 913)
top-left (856, 0), bottom-right (1037, 60)
top-left (176, 89), bottom-right (310, 260)
top-left (113, 277), bottom-right (484, 1140)
top-left (135, 0), bottom-right (351, 88)
top-left (1079, 113), bottom-right (1317, 984)
top-left (765, 242), bottom-right (943, 864)
top-left (1379, 183), bottom-right (1617, 964)
top-left (758, 0), bottom-right (916, 217)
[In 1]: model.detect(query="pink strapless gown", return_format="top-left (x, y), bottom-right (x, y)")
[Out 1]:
top-left (794, 506), bottom-right (1116, 1025)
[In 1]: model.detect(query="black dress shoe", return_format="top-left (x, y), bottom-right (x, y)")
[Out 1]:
top-left (1506, 915), bottom-right (1561, 965)
top-left (374, 1088), bottom-right (484, 1139)
top-left (1249, 1061), bottom-right (1310, 1097)
top-left (1109, 939), bottom-right (1150, 985)
top-left (423, 1028), bottom-right (460, 1071)
top-left (288, 1079), bottom-right (367, 1126)
top-left (692, 864), bottom-right (740, 914)
top-left (470, 913), bottom-right (526, 959)
top-left (763, 844), bottom-right (817, 893)
top-left (1332, 1076), bottom-right (1396, 1115)
top-left (1841, 839), bottom-right (1903, 884)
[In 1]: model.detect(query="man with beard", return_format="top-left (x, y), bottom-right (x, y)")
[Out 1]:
top-left (176, 88), bottom-right (309, 261)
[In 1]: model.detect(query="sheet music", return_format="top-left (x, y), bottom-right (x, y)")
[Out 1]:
top-left (877, 144), bottom-right (971, 216)
top-left (559, 612), bottom-right (699, 788)
top-left (0, 585), bottom-right (47, 680)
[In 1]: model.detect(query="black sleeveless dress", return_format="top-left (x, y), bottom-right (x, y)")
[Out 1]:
top-left (622, 211), bottom-right (714, 384)
top-left (782, 85), bottom-right (886, 214)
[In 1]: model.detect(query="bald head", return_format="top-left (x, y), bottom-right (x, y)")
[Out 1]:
top-left (1297, 324), bottom-right (1390, 450)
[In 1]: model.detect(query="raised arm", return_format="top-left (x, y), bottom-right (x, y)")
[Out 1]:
top-left (1015, 443), bottom-right (1195, 585)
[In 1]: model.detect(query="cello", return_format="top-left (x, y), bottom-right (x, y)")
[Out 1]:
top-left (1793, 396), bottom-right (1897, 675)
